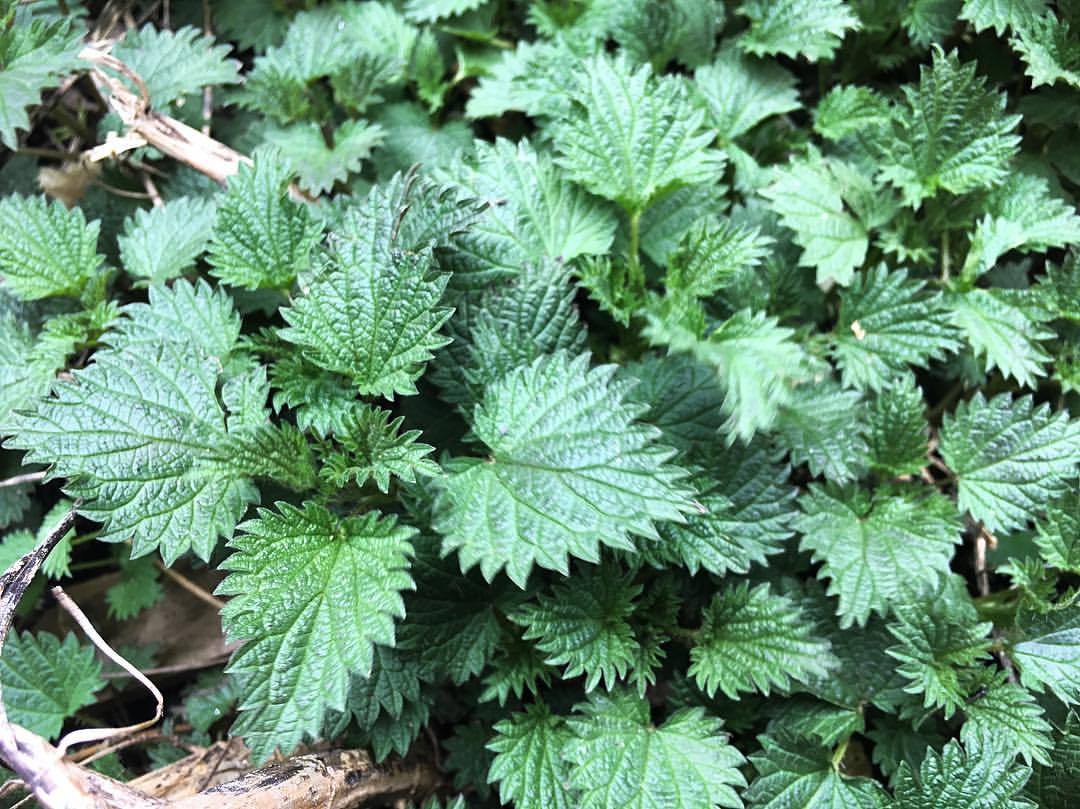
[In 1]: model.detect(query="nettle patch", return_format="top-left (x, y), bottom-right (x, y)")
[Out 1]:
top-left (1, 1), bottom-right (1080, 807)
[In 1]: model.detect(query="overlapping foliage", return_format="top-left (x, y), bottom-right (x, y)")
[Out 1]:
top-left (2, 0), bottom-right (1080, 806)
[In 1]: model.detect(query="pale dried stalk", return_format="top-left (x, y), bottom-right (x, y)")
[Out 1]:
top-left (51, 586), bottom-right (164, 756)
top-left (79, 45), bottom-right (250, 184)
top-left (0, 471), bottom-right (46, 490)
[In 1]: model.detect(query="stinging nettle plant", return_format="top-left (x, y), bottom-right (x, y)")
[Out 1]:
top-left (2, 0), bottom-right (1080, 807)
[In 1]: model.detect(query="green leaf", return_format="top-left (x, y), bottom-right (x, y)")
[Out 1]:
top-left (886, 598), bottom-right (993, 716)
top-left (608, 0), bottom-right (723, 71)
top-left (511, 562), bottom-right (641, 692)
top-left (183, 670), bottom-right (241, 736)
top-left (1011, 13), bottom-right (1080, 88)
top-left (219, 501), bottom-right (415, 760)
top-left (488, 702), bottom-right (574, 809)
top-left (0, 530), bottom-right (36, 577)
top-left (814, 86), bottom-right (890, 141)
top-left (481, 627), bottom-right (554, 706)
top-left (263, 120), bottom-right (384, 195)
top-left (1024, 710), bottom-right (1080, 808)
top-left (666, 219), bottom-right (772, 300)
top-left (465, 39), bottom-right (574, 120)
top-left (4, 283), bottom-right (258, 564)
top-left (106, 556), bottom-right (163, 620)
top-left (444, 138), bottom-right (615, 275)
top-left (892, 728), bottom-right (1034, 808)
top-left (950, 290), bottom-right (1053, 388)
top-left (119, 197), bottom-right (217, 282)
top-left (207, 147), bottom-right (324, 289)
top-left (960, 673), bottom-right (1053, 765)
top-left (0, 10), bottom-right (81, 149)
top-left (690, 582), bottom-right (835, 699)
top-left (761, 156), bottom-right (867, 287)
top-left (565, 689), bottom-right (747, 809)
top-left (0, 194), bottom-right (104, 300)
top-left (939, 393), bottom-right (1080, 533)
top-left (111, 25), bottom-right (241, 106)
top-left (435, 352), bottom-right (692, 587)
top-left (648, 308), bottom-right (811, 442)
top-left (866, 374), bottom-right (930, 478)
top-left (433, 261), bottom-right (587, 409)
top-left (1009, 604), bottom-right (1080, 705)
top-left (745, 730), bottom-right (888, 808)
top-left (639, 184), bottom-right (728, 266)
top-left (737, 0), bottom-right (860, 61)
top-left (224, 420), bottom-right (319, 493)
top-left (279, 184), bottom-right (452, 399)
top-left (444, 722), bottom-right (494, 800)
top-left (652, 441), bottom-right (797, 576)
top-left (269, 352), bottom-right (360, 438)
top-left (694, 44), bottom-right (800, 142)
top-left (1035, 490), bottom-right (1080, 572)
top-left (110, 278), bottom-right (239, 356)
top-left (0, 309), bottom-right (73, 426)
top-left (903, 0), bottom-right (963, 45)
top-left (832, 266), bottom-right (960, 391)
top-left (961, 171), bottom-right (1080, 279)
top-left (397, 537), bottom-right (508, 685)
top-left (878, 48), bottom-right (1021, 207)
top-left (351, 678), bottom-right (430, 762)
top-left (347, 645), bottom-right (423, 735)
top-left (767, 697), bottom-right (865, 747)
top-left (404, 0), bottom-right (487, 22)
top-left (960, 0), bottom-right (1047, 33)
top-left (238, 5), bottom-right (415, 123)
top-left (551, 55), bottom-right (724, 215)
top-left (622, 354), bottom-right (727, 454)
top-left (321, 404), bottom-right (439, 493)
top-left (0, 631), bottom-right (104, 739)
top-left (796, 484), bottom-right (963, 626)
top-left (774, 380), bottom-right (869, 483)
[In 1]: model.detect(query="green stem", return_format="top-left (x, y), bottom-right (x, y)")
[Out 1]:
top-left (669, 625), bottom-right (700, 645)
top-left (71, 530), bottom-right (102, 547)
top-left (831, 736), bottom-right (850, 771)
top-left (69, 558), bottom-right (116, 572)
top-left (627, 209), bottom-right (643, 296)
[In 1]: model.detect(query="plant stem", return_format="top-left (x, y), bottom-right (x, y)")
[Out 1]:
top-left (0, 471), bottom-right (46, 489)
top-left (940, 229), bottom-right (950, 283)
top-left (831, 737), bottom-right (850, 771)
top-left (627, 209), bottom-right (643, 295)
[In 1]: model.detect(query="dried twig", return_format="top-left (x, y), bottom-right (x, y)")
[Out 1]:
top-left (80, 45), bottom-right (250, 184)
top-left (141, 172), bottom-right (163, 207)
top-left (972, 522), bottom-right (1020, 685)
top-left (0, 471), bottom-right (47, 490)
top-left (201, 0), bottom-right (214, 135)
top-left (51, 586), bottom-right (164, 756)
top-left (152, 560), bottom-right (226, 611)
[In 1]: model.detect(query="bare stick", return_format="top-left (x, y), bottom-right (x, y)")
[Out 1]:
top-left (973, 523), bottom-right (1020, 684)
top-left (201, 0), bottom-right (214, 135)
top-left (51, 586), bottom-right (164, 755)
top-left (80, 46), bottom-right (249, 184)
top-left (153, 560), bottom-right (226, 611)
top-left (141, 172), bottom-right (163, 207)
top-left (67, 725), bottom-right (196, 765)
top-left (0, 471), bottom-right (46, 489)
